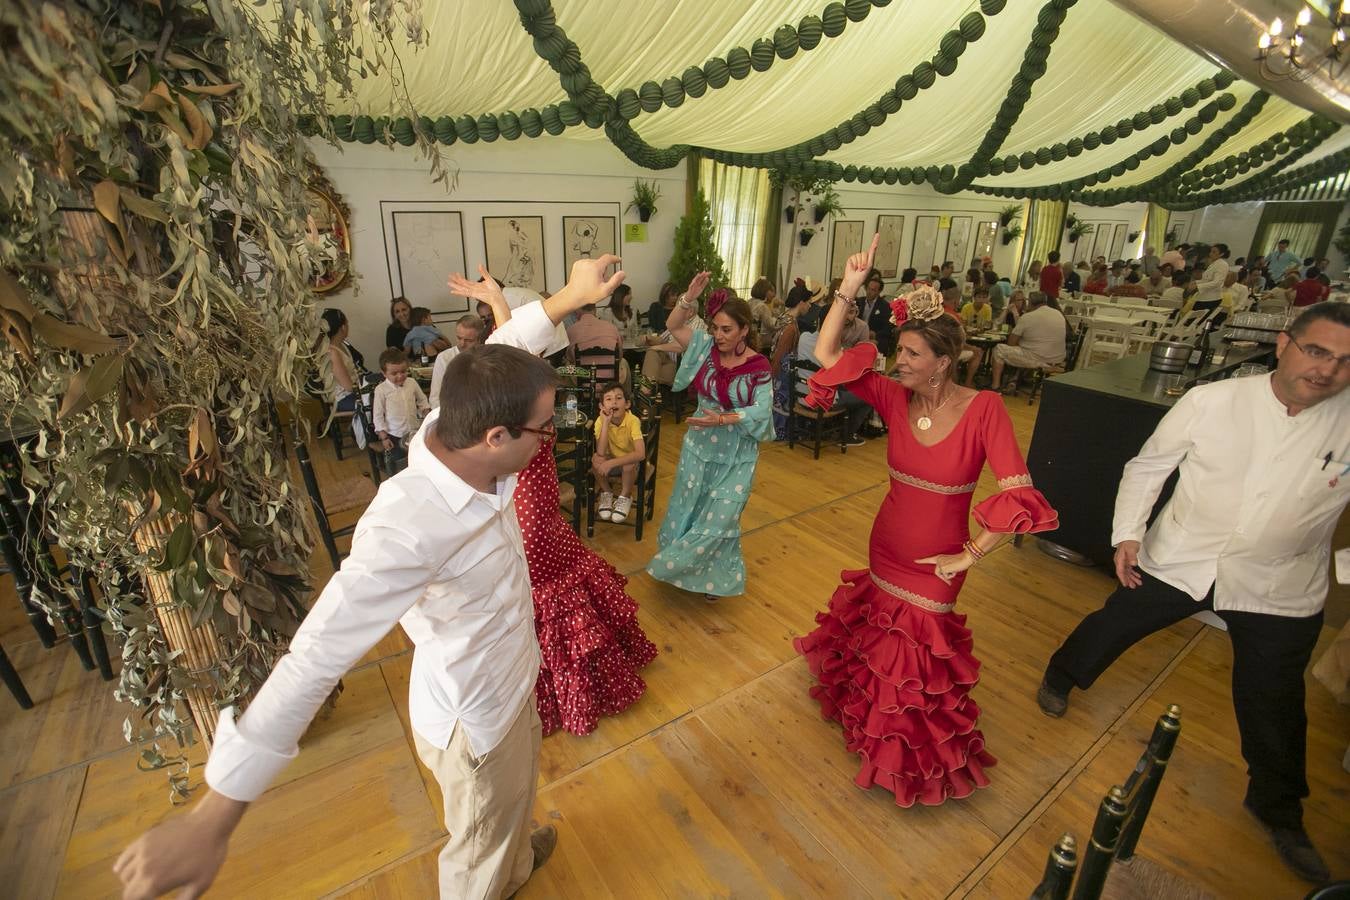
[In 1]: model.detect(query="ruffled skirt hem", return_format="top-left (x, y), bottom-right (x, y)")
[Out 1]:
top-left (794, 568), bottom-right (996, 807)
top-left (533, 551), bottom-right (658, 737)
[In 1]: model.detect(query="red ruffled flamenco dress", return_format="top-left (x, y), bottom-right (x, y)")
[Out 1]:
top-left (515, 441), bottom-right (658, 736)
top-left (793, 345), bottom-right (1058, 806)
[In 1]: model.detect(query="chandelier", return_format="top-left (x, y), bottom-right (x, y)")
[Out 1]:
top-left (1256, 3), bottom-right (1349, 81)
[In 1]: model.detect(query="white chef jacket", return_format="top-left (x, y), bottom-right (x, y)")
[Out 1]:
top-left (1113, 373), bottom-right (1350, 617)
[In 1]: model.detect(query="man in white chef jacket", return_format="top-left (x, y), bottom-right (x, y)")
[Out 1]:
top-left (1039, 301), bottom-right (1350, 884)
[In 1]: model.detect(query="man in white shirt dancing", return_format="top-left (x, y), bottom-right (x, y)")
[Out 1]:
top-left (113, 257), bottom-right (625, 900)
top-left (1038, 302), bottom-right (1350, 884)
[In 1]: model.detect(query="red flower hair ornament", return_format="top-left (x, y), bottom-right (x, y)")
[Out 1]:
top-left (889, 284), bottom-right (945, 327)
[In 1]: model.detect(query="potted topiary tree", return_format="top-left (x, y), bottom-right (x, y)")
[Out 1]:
top-left (668, 188), bottom-right (729, 297)
top-left (627, 179), bottom-right (661, 222)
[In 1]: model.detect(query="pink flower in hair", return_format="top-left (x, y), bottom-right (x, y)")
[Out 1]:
top-left (706, 288), bottom-right (730, 320)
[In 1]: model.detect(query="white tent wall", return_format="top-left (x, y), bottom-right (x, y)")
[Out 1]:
top-left (776, 185), bottom-right (1023, 289)
top-left (307, 139), bottom-right (686, 355)
top-left (1059, 202), bottom-right (1148, 264)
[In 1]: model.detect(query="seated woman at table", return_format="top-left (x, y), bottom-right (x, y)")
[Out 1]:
top-left (770, 283), bottom-right (816, 440)
top-left (1107, 272), bottom-right (1148, 299)
top-left (321, 308), bottom-right (359, 413)
top-left (599, 283), bottom-right (643, 346)
top-left (1000, 289), bottom-right (1027, 329)
top-left (647, 276), bottom-right (775, 601)
top-left (385, 297), bottom-right (413, 350)
top-left (448, 260), bottom-right (658, 736)
top-left (1082, 264), bottom-right (1109, 295)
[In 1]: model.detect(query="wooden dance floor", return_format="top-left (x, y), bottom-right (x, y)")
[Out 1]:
top-left (2, 398), bottom-right (1347, 898)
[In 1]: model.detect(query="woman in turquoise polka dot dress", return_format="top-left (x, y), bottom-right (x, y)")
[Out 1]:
top-left (646, 274), bottom-right (776, 601)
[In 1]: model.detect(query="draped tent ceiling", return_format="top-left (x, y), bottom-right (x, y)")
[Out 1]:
top-left (313, 0), bottom-right (1350, 209)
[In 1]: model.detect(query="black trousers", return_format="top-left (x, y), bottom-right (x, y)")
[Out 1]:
top-left (1046, 570), bottom-right (1324, 829)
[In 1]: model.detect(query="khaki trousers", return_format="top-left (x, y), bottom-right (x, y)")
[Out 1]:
top-left (413, 694), bottom-right (542, 899)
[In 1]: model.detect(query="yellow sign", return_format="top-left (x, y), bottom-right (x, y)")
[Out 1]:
top-left (939, 215), bottom-right (951, 229)
top-left (624, 223), bottom-right (648, 243)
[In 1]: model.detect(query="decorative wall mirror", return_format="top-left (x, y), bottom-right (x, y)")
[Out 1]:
top-left (305, 166), bottom-right (351, 293)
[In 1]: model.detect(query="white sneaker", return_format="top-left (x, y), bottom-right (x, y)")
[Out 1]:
top-left (611, 495), bottom-right (632, 524)
top-left (597, 491), bottom-right (614, 521)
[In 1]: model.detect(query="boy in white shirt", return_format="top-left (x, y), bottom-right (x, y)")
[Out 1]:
top-left (372, 349), bottom-right (430, 471)
top-left (591, 382), bottom-right (646, 523)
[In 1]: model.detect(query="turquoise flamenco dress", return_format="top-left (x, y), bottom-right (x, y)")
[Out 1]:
top-left (646, 330), bottom-right (775, 596)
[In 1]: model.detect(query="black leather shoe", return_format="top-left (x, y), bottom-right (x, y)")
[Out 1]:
top-left (1037, 678), bottom-right (1068, 718)
top-left (1244, 802), bottom-right (1330, 884)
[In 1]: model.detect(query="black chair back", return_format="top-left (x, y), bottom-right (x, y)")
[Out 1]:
top-left (575, 343), bottom-right (621, 385)
top-left (1029, 705), bottom-right (1182, 900)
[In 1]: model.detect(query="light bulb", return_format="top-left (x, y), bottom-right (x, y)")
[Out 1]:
top-left (1293, 31), bottom-right (1305, 46)
top-left (1337, 28), bottom-right (1348, 43)
top-left (1296, 5), bottom-right (1312, 27)
top-left (1270, 16), bottom-right (1284, 35)
top-left (1341, 0), bottom-right (1349, 15)
top-left (1259, 31), bottom-right (1273, 48)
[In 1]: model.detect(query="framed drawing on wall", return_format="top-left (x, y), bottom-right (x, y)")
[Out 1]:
top-left (562, 215), bottom-right (617, 274)
top-left (875, 215), bottom-right (905, 278)
top-left (1109, 223), bottom-right (1128, 262)
top-left (911, 216), bottom-right (940, 273)
top-left (973, 220), bottom-right (997, 263)
top-left (946, 216), bottom-right (973, 269)
top-left (1089, 223), bottom-right (1111, 262)
top-left (388, 208), bottom-right (469, 314)
top-left (829, 219), bottom-right (864, 280)
top-left (1168, 218), bottom-right (1190, 244)
top-left (483, 215), bottom-right (546, 293)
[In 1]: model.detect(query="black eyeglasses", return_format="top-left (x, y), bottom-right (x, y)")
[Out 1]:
top-left (509, 422), bottom-right (557, 438)
top-left (1286, 333), bottom-right (1350, 367)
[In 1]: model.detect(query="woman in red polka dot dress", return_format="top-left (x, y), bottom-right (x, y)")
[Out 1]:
top-left (450, 264), bottom-right (658, 736)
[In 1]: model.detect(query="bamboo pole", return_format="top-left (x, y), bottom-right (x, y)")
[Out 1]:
top-left (131, 512), bottom-right (224, 749)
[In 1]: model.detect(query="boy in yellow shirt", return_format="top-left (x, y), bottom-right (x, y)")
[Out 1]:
top-left (591, 382), bottom-right (646, 524)
top-left (959, 288), bottom-right (994, 332)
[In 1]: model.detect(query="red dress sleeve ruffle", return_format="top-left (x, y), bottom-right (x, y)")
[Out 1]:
top-left (973, 485), bottom-right (1058, 534)
top-left (804, 343), bottom-right (879, 410)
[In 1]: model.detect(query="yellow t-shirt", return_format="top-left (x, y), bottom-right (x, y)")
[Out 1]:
top-left (594, 410), bottom-right (643, 458)
top-left (960, 302), bottom-right (993, 331)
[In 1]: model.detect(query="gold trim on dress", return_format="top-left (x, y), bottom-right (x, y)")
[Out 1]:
top-left (869, 572), bottom-right (956, 614)
top-left (997, 473), bottom-right (1033, 490)
top-left (889, 467), bottom-right (977, 495)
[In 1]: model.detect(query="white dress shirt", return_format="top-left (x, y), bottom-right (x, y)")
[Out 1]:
top-left (205, 301), bottom-right (558, 803)
top-left (1113, 374), bottom-right (1350, 617)
top-left (427, 346), bottom-right (458, 408)
top-left (1192, 258), bottom-right (1229, 305)
top-left (373, 378), bottom-right (429, 438)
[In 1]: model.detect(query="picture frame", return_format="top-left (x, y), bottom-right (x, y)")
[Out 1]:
top-left (973, 220), bottom-right (997, 264)
top-left (874, 215), bottom-right (905, 278)
top-left (946, 216), bottom-right (973, 270)
top-left (387, 208), bottom-right (469, 314)
top-left (562, 215), bottom-right (617, 275)
top-left (1110, 223), bottom-right (1128, 262)
top-left (829, 219), bottom-right (864, 280)
top-left (483, 215), bottom-right (546, 293)
top-left (911, 216), bottom-right (940, 273)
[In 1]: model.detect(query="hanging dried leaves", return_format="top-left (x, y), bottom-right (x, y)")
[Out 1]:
top-left (0, 0), bottom-right (436, 800)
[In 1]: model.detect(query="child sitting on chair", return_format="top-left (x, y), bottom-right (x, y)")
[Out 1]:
top-left (372, 349), bottom-right (430, 471)
top-left (402, 307), bottom-right (447, 358)
top-left (591, 382), bottom-right (645, 524)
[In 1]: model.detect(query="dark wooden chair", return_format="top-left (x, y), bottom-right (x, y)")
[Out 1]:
top-left (574, 344), bottom-right (622, 387)
top-left (295, 438), bottom-right (356, 571)
top-left (786, 358), bottom-right (848, 459)
top-left (1025, 321), bottom-right (1089, 405)
top-left (1029, 704), bottom-right (1183, 900)
top-left (587, 411), bottom-right (660, 541)
top-left (0, 642), bottom-right (33, 709)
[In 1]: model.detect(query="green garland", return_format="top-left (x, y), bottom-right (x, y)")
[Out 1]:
top-left (1170, 117), bottom-right (1340, 197)
top-left (1166, 144), bottom-right (1350, 210)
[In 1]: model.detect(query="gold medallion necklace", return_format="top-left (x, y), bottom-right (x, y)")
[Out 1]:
top-left (915, 385), bottom-right (954, 431)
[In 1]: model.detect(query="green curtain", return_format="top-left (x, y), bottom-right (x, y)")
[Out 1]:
top-left (1143, 202), bottom-right (1170, 254)
top-left (1249, 200), bottom-right (1343, 261)
top-left (1019, 199), bottom-right (1067, 280)
top-left (697, 157), bottom-right (774, 294)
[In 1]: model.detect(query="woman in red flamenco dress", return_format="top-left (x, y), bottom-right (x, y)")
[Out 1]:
top-left (450, 264), bottom-right (658, 737)
top-left (794, 237), bottom-right (1058, 807)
